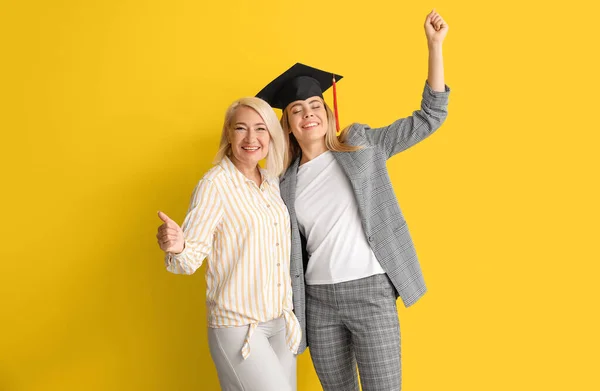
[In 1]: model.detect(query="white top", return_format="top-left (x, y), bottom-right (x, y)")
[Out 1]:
top-left (295, 151), bottom-right (385, 285)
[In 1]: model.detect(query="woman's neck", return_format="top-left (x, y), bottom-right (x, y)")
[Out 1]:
top-left (299, 139), bottom-right (328, 165)
top-left (230, 157), bottom-right (262, 186)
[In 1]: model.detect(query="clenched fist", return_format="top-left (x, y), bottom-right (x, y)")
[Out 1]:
top-left (156, 211), bottom-right (185, 254)
top-left (425, 9), bottom-right (448, 44)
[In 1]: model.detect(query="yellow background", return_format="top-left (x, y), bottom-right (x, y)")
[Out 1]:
top-left (1, 0), bottom-right (599, 390)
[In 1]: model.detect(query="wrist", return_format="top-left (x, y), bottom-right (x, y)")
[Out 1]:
top-left (171, 242), bottom-right (185, 255)
top-left (427, 41), bottom-right (444, 52)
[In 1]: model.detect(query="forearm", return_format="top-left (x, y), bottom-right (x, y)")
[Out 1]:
top-left (427, 42), bottom-right (445, 92)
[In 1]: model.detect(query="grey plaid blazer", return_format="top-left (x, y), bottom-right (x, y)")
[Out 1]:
top-left (279, 82), bottom-right (450, 353)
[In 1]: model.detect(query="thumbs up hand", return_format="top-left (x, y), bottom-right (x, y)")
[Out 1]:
top-left (156, 211), bottom-right (185, 254)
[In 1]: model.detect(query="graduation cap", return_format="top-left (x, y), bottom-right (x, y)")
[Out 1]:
top-left (256, 63), bottom-right (343, 131)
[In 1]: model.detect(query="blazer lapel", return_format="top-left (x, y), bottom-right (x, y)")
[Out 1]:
top-left (280, 157), bottom-right (301, 216)
top-left (332, 150), bottom-right (361, 186)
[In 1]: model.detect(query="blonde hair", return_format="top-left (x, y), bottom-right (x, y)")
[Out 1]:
top-left (281, 101), bottom-right (361, 168)
top-left (214, 97), bottom-right (286, 177)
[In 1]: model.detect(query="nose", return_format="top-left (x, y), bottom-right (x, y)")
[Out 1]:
top-left (303, 110), bottom-right (314, 119)
top-left (244, 129), bottom-right (257, 141)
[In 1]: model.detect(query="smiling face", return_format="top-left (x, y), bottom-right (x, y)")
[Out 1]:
top-left (228, 105), bottom-right (271, 169)
top-left (285, 96), bottom-right (329, 146)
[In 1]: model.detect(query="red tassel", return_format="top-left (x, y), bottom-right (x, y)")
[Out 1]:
top-left (332, 75), bottom-right (340, 132)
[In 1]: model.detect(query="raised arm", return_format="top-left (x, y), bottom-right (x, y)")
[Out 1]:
top-left (425, 9), bottom-right (448, 92)
top-left (361, 10), bottom-right (450, 158)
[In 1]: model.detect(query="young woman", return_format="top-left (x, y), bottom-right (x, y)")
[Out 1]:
top-left (256, 10), bottom-right (450, 391)
top-left (156, 97), bottom-right (300, 391)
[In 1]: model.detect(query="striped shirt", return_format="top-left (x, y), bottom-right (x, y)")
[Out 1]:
top-left (165, 156), bottom-right (301, 359)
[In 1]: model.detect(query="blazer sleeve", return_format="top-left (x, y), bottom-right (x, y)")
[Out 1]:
top-left (362, 82), bottom-right (450, 158)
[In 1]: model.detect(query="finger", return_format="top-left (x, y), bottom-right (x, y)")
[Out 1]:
top-left (158, 211), bottom-right (175, 224)
top-left (157, 239), bottom-right (172, 249)
top-left (425, 9), bottom-right (434, 24)
top-left (158, 225), bottom-right (180, 235)
top-left (158, 222), bottom-right (179, 230)
top-left (429, 16), bottom-right (440, 30)
top-left (156, 231), bottom-right (183, 238)
top-left (157, 232), bottom-right (172, 242)
top-left (158, 237), bottom-right (174, 249)
top-left (157, 229), bottom-right (181, 240)
top-left (158, 220), bottom-right (180, 232)
top-left (157, 233), bottom-right (182, 243)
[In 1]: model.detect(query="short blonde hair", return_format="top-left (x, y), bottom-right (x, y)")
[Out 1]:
top-left (214, 97), bottom-right (286, 177)
top-left (281, 101), bottom-right (360, 168)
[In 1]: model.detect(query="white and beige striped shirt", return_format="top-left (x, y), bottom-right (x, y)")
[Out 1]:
top-left (165, 156), bottom-right (300, 359)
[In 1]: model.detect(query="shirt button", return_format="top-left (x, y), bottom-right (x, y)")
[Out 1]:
top-left (274, 222), bottom-right (278, 226)
top-left (278, 283), bottom-right (281, 287)
top-left (266, 204), bottom-right (271, 208)
top-left (275, 243), bottom-right (279, 247)
top-left (369, 236), bottom-right (374, 242)
top-left (277, 263), bottom-right (281, 266)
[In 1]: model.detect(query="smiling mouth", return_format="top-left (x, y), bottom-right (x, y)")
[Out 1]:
top-left (241, 146), bottom-right (261, 151)
top-left (302, 122), bottom-right (319, 129)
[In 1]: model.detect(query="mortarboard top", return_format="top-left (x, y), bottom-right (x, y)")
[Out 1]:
top-left (256, 63), bottom-right (343, 111)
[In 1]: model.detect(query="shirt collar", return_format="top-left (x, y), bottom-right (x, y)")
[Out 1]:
top-left (219, 156), bottom-right (276, 188)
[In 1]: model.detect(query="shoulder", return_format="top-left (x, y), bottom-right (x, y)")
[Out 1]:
top-left (202, 164), bottom-right (225, 182)
top-left (192, 165), bottom-right (229, 197)
top-left (340, 123), bottom-right (373, 146)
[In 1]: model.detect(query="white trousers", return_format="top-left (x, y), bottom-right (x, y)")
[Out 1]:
top-left (208, 317), bottom-right (296, 391)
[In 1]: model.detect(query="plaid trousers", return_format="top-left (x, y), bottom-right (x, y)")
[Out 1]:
top-left (306, 273), bottom-right (401, 391)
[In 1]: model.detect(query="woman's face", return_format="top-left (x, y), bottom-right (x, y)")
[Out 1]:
top-left (285, 96), bottom-right (328, 145)
top-left (229, 106), bottom-right (270, 168)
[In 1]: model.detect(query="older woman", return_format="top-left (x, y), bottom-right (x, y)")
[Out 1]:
top-left (156, 97), bottom-right (300, 391)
